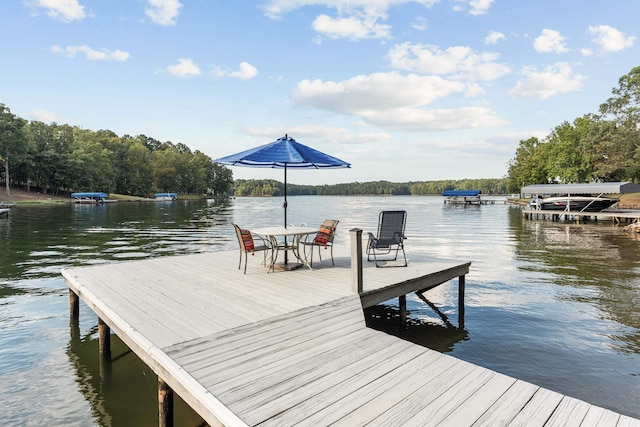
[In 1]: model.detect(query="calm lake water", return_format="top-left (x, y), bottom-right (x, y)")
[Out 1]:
top-left (1, 196), bottom-right (639, 426)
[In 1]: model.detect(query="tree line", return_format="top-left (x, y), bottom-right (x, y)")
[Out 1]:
top-left (0, 107), bottom-right (233, 198)
top-left (232, 178), bottom-right (508, 196)
top-left (506, 66), bottom-right (640, 193)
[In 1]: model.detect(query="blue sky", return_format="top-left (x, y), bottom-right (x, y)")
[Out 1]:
top-left (1, 1), bottom-right (638, 185)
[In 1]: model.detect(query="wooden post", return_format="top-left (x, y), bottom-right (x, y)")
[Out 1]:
top-left (98, 317), bottom-right (111, 357)
top-left (69, 289), bottom-right (79, 320)
top-left (158, 378), bottom-right (174, 427)
top-left (458, 275), bottom-right (466, 329)
top-left (399, 294), bottom-right (407, 329)
top-left (350, 228), bottom-right (363, 294)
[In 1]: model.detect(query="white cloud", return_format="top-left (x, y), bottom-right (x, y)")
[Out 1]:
top-left (261, 0), bottom-right (440, 20)
top-left (166, 58), bottom-right (201, 77)
top-left (387, 43), bottom-right (510, 81)
top-left (292, 71), bottom-right (503, 131)
top-left (580, 47), bottom-right (593, 57)
top-left (31, 108), bottom-right (58, 123)
top-left (360, 106), bottom-right (503, 131)
top-left (467, 0), bottom-right (495, 15)
top-left (261, 0), bottom-right (439, 40)
top-left (588, 25), bottom-right (635, 52)
top-left (509, 63), bottom-right (585, 99)
top-left (294, 72), bottom-right (465, 112)
top-left (411, 17), bottom-right (428, 31)
top-left (50, 45), bottom-right (130, 61)
top-left (229, 62), bottom-right (259, 80)
top-left (484, 30), bottom-right (505, 45)
top-left (312, 14), bottom-right (391, 40)
top-left (28, 0), bottom-right (86, 22)
top-left (145, 0), bottom-right (183, 26)
top-left (452, 0), bottom-right (494, 15)
top-left (534, 29), bottom-right (569, 53)
top-left (212, 62), bottom-right (258, 80)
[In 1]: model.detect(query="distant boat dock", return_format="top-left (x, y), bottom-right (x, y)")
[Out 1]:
top-left (442, 190), bottom-right (496, 205)
top-left (62, 230), bottom-right (640, 426)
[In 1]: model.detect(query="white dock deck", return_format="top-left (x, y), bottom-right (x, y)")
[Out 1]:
top-left (62, 245), bottom-right (640, 426)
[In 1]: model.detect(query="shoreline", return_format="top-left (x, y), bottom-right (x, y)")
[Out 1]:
top-left (3, 188), bottom-right (640, 209)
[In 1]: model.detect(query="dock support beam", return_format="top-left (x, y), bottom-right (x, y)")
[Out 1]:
top-left (399, 294), bottom-right (407, 328)
top-left (458, 275), bottom-right (466, 329)
top-left (158, 378), bottom-right (174, 427)
top-left (350, 229), bottom-right (363, 294)
top-left (98, 317), bottom-right (111, 357)
top-left (69, 289), bottom-right (79, 320)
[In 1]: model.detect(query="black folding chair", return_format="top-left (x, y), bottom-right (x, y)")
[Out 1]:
top-left (366, 210), bottom-right (407, 267)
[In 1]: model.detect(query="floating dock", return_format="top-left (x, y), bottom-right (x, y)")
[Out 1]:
top-left (62, 231), bottom-right (640, 426)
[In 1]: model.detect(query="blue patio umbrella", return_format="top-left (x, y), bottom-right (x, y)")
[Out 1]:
top-left (214, 134), bottom-right (350, 227)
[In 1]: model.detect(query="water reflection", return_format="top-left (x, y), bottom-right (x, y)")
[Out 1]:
top-left (365, 293), bottom-right (469, 353)
top-left (512, 210), bottom-right (640, 355)
top-left (67, 319), bottom-right (204, 427)
top-left (0, 199), bottom-right (234, 284)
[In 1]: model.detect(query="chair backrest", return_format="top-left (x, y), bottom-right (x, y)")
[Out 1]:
top-left (314, 219), bottom-right (339, 245)
top-left (376, 211), bottom-right (407, 243)
top-left (233, 224), bottom-right (255, 252)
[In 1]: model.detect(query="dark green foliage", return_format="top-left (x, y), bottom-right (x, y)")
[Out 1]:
top-left (506, 66), bottom-right (640, 192)
top-left (0, 105), bottom-right (233, 197)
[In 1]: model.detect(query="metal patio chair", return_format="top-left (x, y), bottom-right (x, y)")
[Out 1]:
top-left (366, 211), bottom-right (407, 267)
top-left (301, 219), bottom-right (339, 267)
top-left (233, 224), bottom-right (272, 274)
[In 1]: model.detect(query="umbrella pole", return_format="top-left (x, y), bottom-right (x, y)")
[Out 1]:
top-left (284, 165), bottom-right (288, 264)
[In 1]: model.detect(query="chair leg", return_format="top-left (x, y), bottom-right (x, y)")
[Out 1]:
top-left (243, 252), bottom-right (248, 274)
top-left (238, 251), bottom-right (242, 270)
top-left (373, 248), bottom-right (380, 267)
top-left (330, 244), bottom-right (334, 265)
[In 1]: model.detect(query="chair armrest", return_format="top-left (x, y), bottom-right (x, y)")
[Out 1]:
top-left (393, 231), bottom-right (407, 241)
top-left (254, 235), bottom-right (272, 248)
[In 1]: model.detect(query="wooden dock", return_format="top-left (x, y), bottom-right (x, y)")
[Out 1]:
top-left (62, 234), bottom-right (640, 426)
top-left (522, 208), bottom-right (640, 224)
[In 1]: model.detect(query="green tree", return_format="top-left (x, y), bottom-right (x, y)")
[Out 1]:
top-left (119, 135), bottom-right (154, 196)
top-left (544, 117), bottom-right (597, 183)
top-left (598, 66), bottom-right (640, 182)
top-left (506, 137), bottom-right (549, 193)
top-left (0, 104), bottom-right (28, 196)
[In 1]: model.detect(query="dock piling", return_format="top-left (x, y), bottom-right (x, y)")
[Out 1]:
top-left (399, 294), bottom-right (407, 328)
top-left (350, 228), bottom-right (363, 294)
top-left (98, 317), bottom-right (111, 358)
top-left (69, 289), bottom-right (79, 320)
top-left (158, 378), bottom-right (174, 427)
top-left (458, 275), bottom-right (466, 329)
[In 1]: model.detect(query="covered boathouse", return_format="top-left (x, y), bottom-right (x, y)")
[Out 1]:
top-left (520, 181), bottom-right (640, 222)
top-left (520, 181), bottom-right (640, 198)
